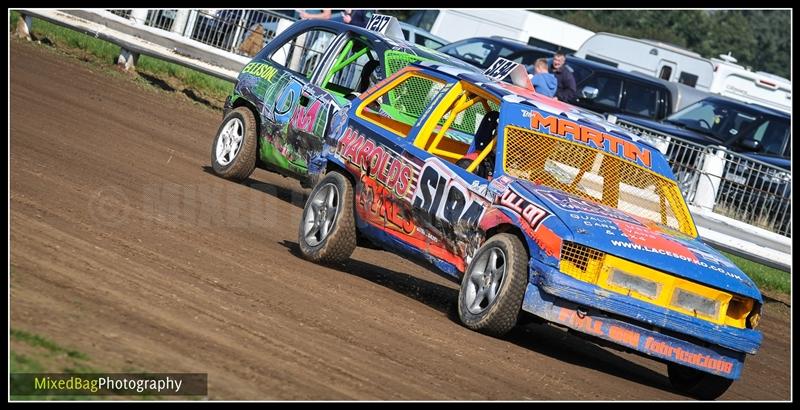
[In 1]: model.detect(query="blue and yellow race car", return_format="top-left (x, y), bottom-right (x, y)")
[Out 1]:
top-left (296, 59), bottom-right (764, 400)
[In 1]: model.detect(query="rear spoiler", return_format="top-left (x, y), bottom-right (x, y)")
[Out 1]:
top-left (365, 14), bottom-right (404, 42)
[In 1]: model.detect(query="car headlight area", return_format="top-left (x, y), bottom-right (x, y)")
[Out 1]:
top-left (559, 241), bottom-right (758, 329)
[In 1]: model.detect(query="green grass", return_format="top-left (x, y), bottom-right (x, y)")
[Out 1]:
top-left (10, 329), bottom-right (174, 400)
top-left (10, 329), bottom-right (99, 400)
top-left (11, 329), bottom-right (89, 360)
top-left (10, 10), bottom-right (234, 103)
top-left (722, 251), bottom-right (790, 295)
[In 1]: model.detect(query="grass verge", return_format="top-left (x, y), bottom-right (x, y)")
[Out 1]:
top-left (10, 10), bottom-right (234, 107)
top-left (722, 251), bottom-right (790, 295)
top-left (10, 329), bottom-right (187, 400)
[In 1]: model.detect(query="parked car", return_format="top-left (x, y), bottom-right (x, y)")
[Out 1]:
top-left (612, 97), bottom-right (791, 236)
top-left (436, 36), bottom-right (552, 70)
top-left (296, 59), bottom-right (764, 400)
top-left (568, 57), bottom-right (707, 122)
top-left (209, 17), bottom-right (478, 188)
top-left (399, 22), bottom-right (448, 49)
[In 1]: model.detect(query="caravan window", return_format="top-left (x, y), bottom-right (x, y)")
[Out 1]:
top-left (678, 72), bottom-right (699, 88)
top-left (659, 66), bottom-right (673, 80)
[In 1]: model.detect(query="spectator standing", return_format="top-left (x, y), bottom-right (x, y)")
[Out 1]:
top-left (342, 9), bottom-right (375, 28)
top-left (530, 58), bottom-right (557, 97)
top-left (550, 50), bottom-right (576, 102)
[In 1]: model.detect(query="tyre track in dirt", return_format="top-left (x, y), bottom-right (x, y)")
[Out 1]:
top-left (10, 40), bottom-right (790, 400)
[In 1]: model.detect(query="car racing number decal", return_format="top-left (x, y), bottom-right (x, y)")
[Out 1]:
top-left (496, 186), bottom-right (549, 231)
top-left (412, 160), bottom-right (487, 229)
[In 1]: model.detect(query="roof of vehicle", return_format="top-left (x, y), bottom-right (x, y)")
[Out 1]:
top-left (398, 21), bottom-right (449, 45)
top-left (690, 95), bottom-right (791, 118)
top-left (589, 32), bottom-right (705, 59)
top-left (277, 19), bottom-right (475, 71)
top-left (566, 56), bottom-right (672, 86)
top-left (444, 36), bottom-right (553, 55)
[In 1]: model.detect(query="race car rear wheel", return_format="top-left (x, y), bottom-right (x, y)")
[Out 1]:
top-left (211, 107), bottom-right (257, 182)
top-left (457, 233), bottom-right (528, 337)
top-left (667, 363), bottom-right (734, 400)
top-left (298, 171), bottom-right (357, 264)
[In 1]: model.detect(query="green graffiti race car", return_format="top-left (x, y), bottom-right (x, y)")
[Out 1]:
top-left (210, 17), bottom-right (478, 187)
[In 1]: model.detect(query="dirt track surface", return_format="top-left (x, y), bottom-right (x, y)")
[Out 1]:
top-left (10, 40), bottom-right (791, 400)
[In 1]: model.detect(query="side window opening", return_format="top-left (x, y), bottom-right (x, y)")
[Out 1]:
top-left (621, 82), bottom-right (658, 118)
top-left (416, 83), bottom-right (501, 178)
top-left (320, 38), bottom-right (380, 103)
top-left (357, 72), bottom-right (447, 137)
top-left (583, 75), bottom-right (622, 108)
top-left (270, 29), bottom-right (336, 79)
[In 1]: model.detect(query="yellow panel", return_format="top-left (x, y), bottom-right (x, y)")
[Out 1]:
top-left (559, 243), bottom-right (751, 329)
top-left (598, 255), bottom-right (733, 326)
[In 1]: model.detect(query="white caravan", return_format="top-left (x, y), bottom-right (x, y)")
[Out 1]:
top-left (405, 9), bottom-right (594, 53)
top-left (709, 53), bottom-right (791, 114)
top-left (574, 32), bottom-right (715, 91)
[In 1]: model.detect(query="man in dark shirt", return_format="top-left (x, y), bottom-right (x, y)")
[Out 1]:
top-left (550, 50), bottom-right (577, 103)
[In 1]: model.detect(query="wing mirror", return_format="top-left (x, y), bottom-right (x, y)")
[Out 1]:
top-left (739, 139), bottom-right (760, 151)
top-left (581, 86), bottom-right (599, 100)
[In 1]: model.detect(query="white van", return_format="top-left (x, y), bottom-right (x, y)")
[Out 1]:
top-left (574, 32), bottom-right (715, 91)
top-left (709, 53), bottom-right (791, 114)
top-left (404, 9), bottom-right (594, 53)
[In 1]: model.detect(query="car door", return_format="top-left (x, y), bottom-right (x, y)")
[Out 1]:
top-left (334, 68), bottom-right (475, 268)
top-left (575, 72), bottom-right (623, 115)
top-left (371, 75), bottom-right (496, 274)
top-left (248, 26), bottom-right (338, 175)
top-left (287, 31), bottom-right (389, 173)
top-left (619, 80), bottom-right (663, 120)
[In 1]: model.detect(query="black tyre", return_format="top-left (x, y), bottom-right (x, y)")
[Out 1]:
top-left (211, 107), bottom-right (258, 182)
top-left (667, 363), bottom-right (734, 400)
top-left (458, 233), bottom-right (528, 337)
top-left (298, 171), bottom-right (357, 264)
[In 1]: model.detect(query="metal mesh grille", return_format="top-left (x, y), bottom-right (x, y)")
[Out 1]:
top-left (441, 98), bottom-right (500, 138)
top-left (384, 51), bottom-right (437, 121)
top-left (503, 126), bottom-right (696, 236)
top-left (560, 242), bottom-right (606, 283)
top-left (382, 77), bottom-right (444, 127)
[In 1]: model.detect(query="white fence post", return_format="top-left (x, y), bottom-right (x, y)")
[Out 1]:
top-left (183, 10), bottom-right (198, 38)
top-left (171, 10), bottom-right (190, 35)
top-left (694, 147), bottom-right (726, 210)
top-left (275, 18), bottom-right (293, 38)
top-left (128, 9), bottom-right (149, 25)
top-left (14, 13), bottom-right (33, 40)
top-left (116, 48), bottom-right (139, 71)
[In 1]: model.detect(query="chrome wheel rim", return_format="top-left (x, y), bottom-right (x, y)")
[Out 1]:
top-left (465, 247), bottom-right (506, 314)
top-left (215, 118), bottom-right (244, 166)
top-left (302, 183), bottom-right (340, 247)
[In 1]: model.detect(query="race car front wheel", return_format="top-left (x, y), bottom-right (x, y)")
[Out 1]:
top-left (667, 363), bottom-right (734, 400)
top-left (211, 107), bottom-right (257, 182)
top-left (298, 171), bottom-right (357, 264)
top-left (458, 233), bottom-right (528, 337)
